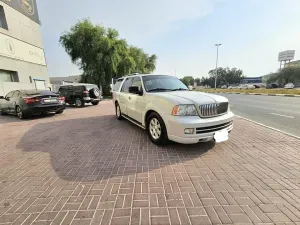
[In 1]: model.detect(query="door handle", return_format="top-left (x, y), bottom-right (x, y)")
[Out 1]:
top-left (128, 96), bottom-right (131, 100)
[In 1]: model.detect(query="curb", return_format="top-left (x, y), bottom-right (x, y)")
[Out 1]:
top-left (236, 115), bottom-right (300, 140)
top-left (205, 92), bottom-right (300, 97)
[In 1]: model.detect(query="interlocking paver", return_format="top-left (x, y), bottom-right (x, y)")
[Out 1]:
top-left (1, 101), bottom-right (300, 224)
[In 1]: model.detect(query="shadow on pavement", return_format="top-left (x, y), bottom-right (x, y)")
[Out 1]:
top-left (0, 113), bottom-right (56, 125)
top-left (17, 115), bottom-right (215, 182)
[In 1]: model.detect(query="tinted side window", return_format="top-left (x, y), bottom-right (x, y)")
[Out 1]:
top-left (121, 78), bottom-right (133, 92)
top-left (113, 79), bottom-right (124, 91)
top-left (131, 77), bottom-right (142, 91)
top-left (6, 91), bottom-right (14, 98)
top-left (13, 91), bottom-right (20, 97)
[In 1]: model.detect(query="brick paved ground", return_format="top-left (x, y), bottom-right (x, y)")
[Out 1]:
top-left (1, 101), bottom-right (300, 225)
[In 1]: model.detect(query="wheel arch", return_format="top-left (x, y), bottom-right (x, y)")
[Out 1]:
top-left (144, 109), bottom-right (160, 128)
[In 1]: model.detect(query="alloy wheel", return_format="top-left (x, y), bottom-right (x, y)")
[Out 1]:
top-left (116, 105), bottom-right (121, 117)
top-left (149, 118), bottom-right (161, 139)
top-left (16, 107), bottom-right (23, 119)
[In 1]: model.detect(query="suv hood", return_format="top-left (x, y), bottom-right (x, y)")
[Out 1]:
top-left (153, 91), bottom-right (228, 105)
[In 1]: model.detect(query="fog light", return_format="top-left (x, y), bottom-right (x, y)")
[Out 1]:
top-left (184, 128), bottom-right (194, 134)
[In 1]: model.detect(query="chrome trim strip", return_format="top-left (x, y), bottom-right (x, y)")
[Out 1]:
top-left (122, 115), bottom-right (146, 129)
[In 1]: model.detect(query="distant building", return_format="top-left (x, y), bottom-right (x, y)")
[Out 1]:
top-left (240, 77), bottom-right (263, 84)
top-left (285, 60), bottom-right (300, 68)
top-left (50, 75), bottom-right (82, 92)
top-left (50, 75), bottom-right (82, 85)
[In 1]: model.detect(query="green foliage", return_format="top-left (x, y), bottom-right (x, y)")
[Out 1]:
top-left (180, 76), bottom-right (194, 86)
top-left (267, 67), bottom-right (300, 86)
top-left (200, 67), bottom-right (244, 87)
top-left (194, 78), bottom-right (201, 86)
top-left (60, 18), bottom-right (157, 94)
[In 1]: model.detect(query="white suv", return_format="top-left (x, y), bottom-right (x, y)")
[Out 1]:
top-left (112, 74), bottom-right (234, 145)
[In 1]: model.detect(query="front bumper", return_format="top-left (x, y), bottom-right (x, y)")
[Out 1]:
top-left (165, 111), bottom-right (234, 144)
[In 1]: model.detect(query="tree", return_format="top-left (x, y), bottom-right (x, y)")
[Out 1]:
top-left (267, 67), bottom-right (300, 86)
top-left (180, 76), bottom-right (194, 86)
top-left (195, 78), bottom-right (201, 86)
top-left (60, 19), bottom-right (157, 95)
top-left (207, 67), bottom-right (244, 87)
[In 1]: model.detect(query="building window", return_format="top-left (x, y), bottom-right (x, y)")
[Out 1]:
top-left (0, 70), bottom-right (19, 82)
top-left (0, 5), bottom-right (8, 30)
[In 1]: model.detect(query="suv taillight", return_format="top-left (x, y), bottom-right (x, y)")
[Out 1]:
top-left (58, 96), bottom-right (65, 101)
top-left (83, 90), bottom-right (88, 94)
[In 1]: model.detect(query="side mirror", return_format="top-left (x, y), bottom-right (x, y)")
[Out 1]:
top-left (129, 86), bottom-right (142, 95)
top-left (0, 96), bottom-right (4, 99)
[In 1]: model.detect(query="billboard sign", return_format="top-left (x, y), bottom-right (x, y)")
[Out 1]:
top-left (0, 32), bottom-right (46, 66)
top-left (0, 0), bottom-right (40, 24)
top-left (278, 50), bottom-right (295, 61)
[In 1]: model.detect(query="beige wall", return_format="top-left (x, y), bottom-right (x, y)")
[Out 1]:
top-left (0, 1), bottom-right (49, 95)
top-left (0, 1), bottom-right (43, 48)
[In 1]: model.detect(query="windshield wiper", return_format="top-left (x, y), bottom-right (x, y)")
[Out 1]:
top-left (147, 88), bottom-right (172, 92)
top-left (171, 88), bottom-right (188, 91)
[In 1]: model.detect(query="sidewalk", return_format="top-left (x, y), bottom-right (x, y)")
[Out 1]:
top-left (1, 101), bottom-right (300, 225)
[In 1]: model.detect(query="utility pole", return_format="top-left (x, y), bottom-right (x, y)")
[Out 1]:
top-left (215, 44), bottom-right (222, 89)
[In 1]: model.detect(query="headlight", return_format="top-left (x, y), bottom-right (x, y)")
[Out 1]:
top-left (172, 105), bottom-right (198, 116)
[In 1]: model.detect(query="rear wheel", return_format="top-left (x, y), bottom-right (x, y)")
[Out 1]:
top-left (92, 101), bottom-right (99, 106)
top-left (16, 106), bottom-right (28, 119)
top-left (115, 102), bottom-right (123, 120)
top-left (75, 98), bottom-right (84, 108)
top-left (147, 112), bottom-right (169, 145)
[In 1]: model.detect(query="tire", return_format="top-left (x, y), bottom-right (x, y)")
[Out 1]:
top-left (89, 88), bottom-right (100, 98)
top-left (0, 109), bottom-right (6, 115)
top-left (55, 109), bottom-right (64, 114)
top-left (16, 106), bottom-right (28, 119)
top-left (75, 98), bottom-right (84, 108)
top-left (147, 112), bottom-right (169, 145)
top-left (115, 102), bottom-right (123, 120)
top-left (92, 101), bottom-right (99, 106)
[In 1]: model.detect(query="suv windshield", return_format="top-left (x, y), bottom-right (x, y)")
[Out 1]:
top-left (142, 75), bottom-right (188, 92)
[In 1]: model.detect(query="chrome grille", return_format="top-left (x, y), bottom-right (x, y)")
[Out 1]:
top-left (199, 102), bottom-right (228, 118)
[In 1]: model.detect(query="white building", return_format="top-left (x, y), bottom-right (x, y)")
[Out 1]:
top-left (0, 0), bottom-right (49, 96)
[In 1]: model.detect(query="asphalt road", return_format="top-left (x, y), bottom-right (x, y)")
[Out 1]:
top-left (217, 93), bottom-right (300, 137)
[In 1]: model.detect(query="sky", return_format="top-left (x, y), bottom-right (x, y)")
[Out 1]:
top-left (36, 0), bottom-right (300, 78)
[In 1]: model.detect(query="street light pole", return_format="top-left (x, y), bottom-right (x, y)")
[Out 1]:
top-left (215, 44), bottom-right (222, 89)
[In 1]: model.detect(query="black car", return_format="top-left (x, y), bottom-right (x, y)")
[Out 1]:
top-left (58, 84), bottom-right (101, 107)
top-left (266, 84), bottom-right (278, 89)
top-left (0, 89), bottom-right (66, 119)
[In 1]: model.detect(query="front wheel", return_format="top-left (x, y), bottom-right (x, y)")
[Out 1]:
top-left (16, 106), bottom-right (28, 119)
top-left (0, 109), bottom-right (6, 115)
top-left (147, 112), bottom-right (169, 145)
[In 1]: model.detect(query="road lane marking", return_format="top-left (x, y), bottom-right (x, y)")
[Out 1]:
top-left (269, 113), bottom-right (295, 118)
top-left (235, 115), bottom-right (300, 140)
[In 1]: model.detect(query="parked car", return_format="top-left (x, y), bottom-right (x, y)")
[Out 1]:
top-left (253, 85), bottom-right (260, 89)
top-left (112, 74), bottom-right (234, 145)
top-left (58, 84), bottom-right (102, 107)
top-left (221, 85), bottom-right (227, 89)
top-left (238, 84), bottom-right (249, 89)
top-left (0, 89), bottom-right (66, 119)
top-left (284, 83), bottom-right (295, 89)
top-left (266, 84), bottom-right (278, 89)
